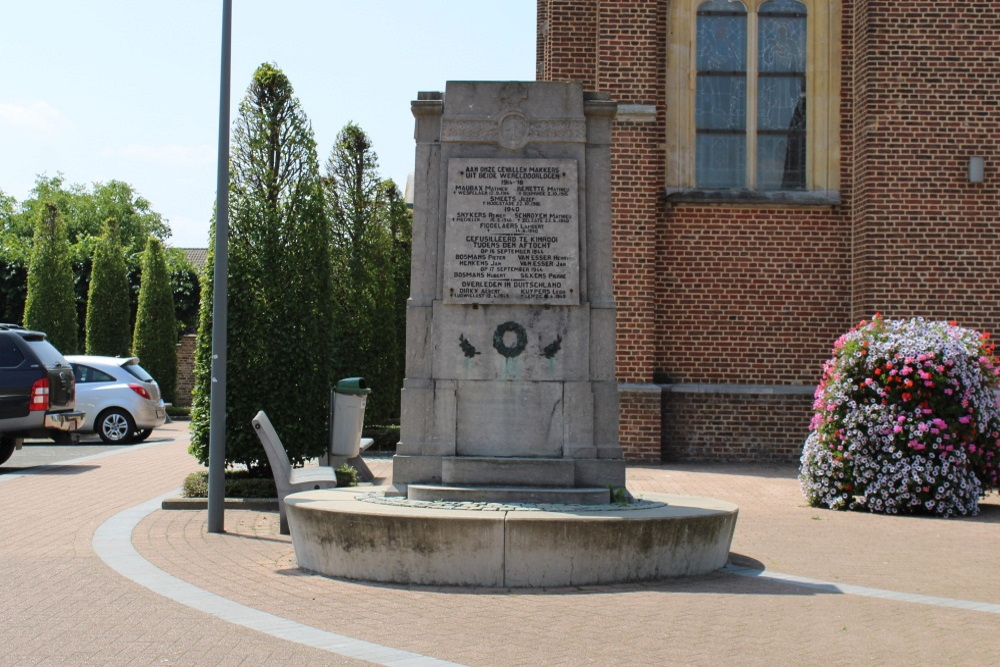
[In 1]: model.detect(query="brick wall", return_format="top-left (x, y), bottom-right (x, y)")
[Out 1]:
top-left (537, 0), bottom-right (598, 87)
top-left (539, 0), bottom-right (1000, 463)
top-left (662, 392), bottom-right (814, 462)
top-left (851, 0), bottom-right (1000, 331)
top-left (540, 0), bottom-right (669, 461)
top-left (661, 206), bottom-right (852, 384)
top-left (174, 334), bottom-right (196, 407)
top-left (620, 387), bottom-right (662, 463)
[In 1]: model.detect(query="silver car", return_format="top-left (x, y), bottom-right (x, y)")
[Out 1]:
top-left (63, 355), bottom-right (167, 443)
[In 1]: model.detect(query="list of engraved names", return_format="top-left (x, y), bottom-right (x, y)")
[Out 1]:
top-left (443, 158), bottom-right (579, 305)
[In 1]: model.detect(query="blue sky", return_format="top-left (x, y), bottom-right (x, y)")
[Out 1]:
top-left (1, 1), bottom-right (536, 247)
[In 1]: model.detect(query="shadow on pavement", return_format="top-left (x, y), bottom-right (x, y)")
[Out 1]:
top-left (1, 464), bottom-right (101, 476)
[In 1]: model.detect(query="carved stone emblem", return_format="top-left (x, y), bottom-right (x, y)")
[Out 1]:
top-left (498, 112), bottom-right (530, 150)
top-left (492, 321), bottom-right (528, 358)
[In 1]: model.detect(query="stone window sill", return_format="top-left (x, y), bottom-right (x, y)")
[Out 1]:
top-left (664, 188), bottom-right (841, 207)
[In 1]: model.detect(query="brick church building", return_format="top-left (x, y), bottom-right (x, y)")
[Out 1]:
top-left (536, 1), bottom-right (1000, 462)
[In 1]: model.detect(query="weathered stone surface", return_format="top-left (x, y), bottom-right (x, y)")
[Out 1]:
top-left (455, 380), bottom-right (563, 457)
top-left (444, 158), bottom-right (579, 305)
top-left (503, 497), bottom-right (739, 586)
top-left (432, 301), bottom-right (590, 382)
top-left (285, 489), bottom-right (738, 586)
top-left (395, 81), bottom-right (623, 499)
top-left (573, 457), bottom-right (626, 488)
top-left (407, 484), bottom-right (610, 505)
top-left (286, 489), bottom-right (505, 587)
top-left (441, 456), bottom-right (575, 487)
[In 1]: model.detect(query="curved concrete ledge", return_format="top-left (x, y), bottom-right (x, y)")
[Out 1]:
top-left (284, 489), bottom-right (738, 587)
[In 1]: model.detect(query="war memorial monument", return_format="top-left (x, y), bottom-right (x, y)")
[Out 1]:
top-left (284, 82), bottom-right (738, 587)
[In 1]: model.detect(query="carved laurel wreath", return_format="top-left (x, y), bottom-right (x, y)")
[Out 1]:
top-left (492, 321), bottom-right (528, 358)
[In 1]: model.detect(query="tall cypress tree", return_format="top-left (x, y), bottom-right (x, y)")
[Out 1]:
top-left (190, 63), bottom-right (333, 471)
top-left (325, 124), bottom-right (408, 425)
top-left (132, 236), bottom-right (177, 402)
top-left (23, 203), bottom-right (77, 353)
top-left (85, 219), bottom-right (131, 356)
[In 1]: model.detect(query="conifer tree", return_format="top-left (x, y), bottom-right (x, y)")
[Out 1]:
top-left (132, 236), bottom-right (177, 402)
top-left (325, 124), bottom-right (409, 425)
top-left (85, 219), bottom-right (131, 356)
top-left (23, 203), bottom-right (77, 353)
top-left (190, 63), bottom-right (333, 471)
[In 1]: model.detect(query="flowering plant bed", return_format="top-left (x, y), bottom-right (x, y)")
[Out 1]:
top-left (800, 315), bottom-right (1000, 517)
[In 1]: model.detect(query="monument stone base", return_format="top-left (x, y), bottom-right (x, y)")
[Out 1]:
top-left (284, 488), bottom-right (739, 587)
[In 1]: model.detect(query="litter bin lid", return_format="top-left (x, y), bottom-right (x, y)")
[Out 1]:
top-left (335, 377), bottom-right (371, 395)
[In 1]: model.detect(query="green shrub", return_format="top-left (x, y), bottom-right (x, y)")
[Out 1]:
top-left (335, 463), bottom-right (358, 487)
top-left (85, 219), bottom-right (131, 356)
top-left (189, 63), bottom-right (334, 473)
top-left (23, 203), bottom-right (77, 353)
top-left (132, 237), bottom-right (177, 401)
top-left (182, 470), bottom-right (277, 498)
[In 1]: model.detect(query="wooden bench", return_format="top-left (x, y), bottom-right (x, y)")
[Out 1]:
top-left (251, 410), bottom-right (338, 535)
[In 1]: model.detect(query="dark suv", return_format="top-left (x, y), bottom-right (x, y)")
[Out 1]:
top-left (0, 324), bottom-right (84, 465)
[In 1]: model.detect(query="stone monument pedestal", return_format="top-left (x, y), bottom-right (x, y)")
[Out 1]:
top-left (283, 82), bottom-right (739, 587)
top-left (393, 81), bottom-right (624, 503)
top-left (285, 488), bottom-right (739, 587)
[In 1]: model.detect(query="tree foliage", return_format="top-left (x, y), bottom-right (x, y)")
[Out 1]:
top-left (23, 203), bottom-right (77, 353)
top-left (0, 176), bottom-right (198, 345)
top-left (325, 123), bottom-right (411, 425)
top-left (85, 219), bottom-right (131, 356)
top-left (133, 237), bottom-right (178, 402)
top-left (190, 63), bottom-right (334, 472)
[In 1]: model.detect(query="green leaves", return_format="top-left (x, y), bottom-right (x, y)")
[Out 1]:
top-left (0, 176), bottom-right (196, 348)
top-left (190, 63), bottom-right (333, 472)
top-left (133, 237), bottom-right (178, 402)
top-left (325, 124), bottom-right (411, 426)
top-left (85, 219), bottom-right (131, 356)
top-left (23, 204), bottom-right (77, 353)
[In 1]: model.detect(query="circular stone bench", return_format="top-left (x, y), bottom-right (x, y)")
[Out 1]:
top-left (284, 488), bottom-right (738, 587)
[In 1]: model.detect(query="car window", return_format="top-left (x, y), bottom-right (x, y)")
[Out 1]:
top-left (22, 338), bottom-right (69, 367)
top-left (0, 341), bottom-right (24, 368)
top-left (72, 364), bottom-right (115, 383)
top-left (122, 361), bottom-right (154, 382)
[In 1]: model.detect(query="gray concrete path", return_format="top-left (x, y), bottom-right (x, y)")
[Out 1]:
top-left (3, 420), bottom-right (999, 665)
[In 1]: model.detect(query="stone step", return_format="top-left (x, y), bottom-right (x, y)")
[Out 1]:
top-left (407, 484), bottom-right (611, 505)
top-left (442, 456), bottom-right (576, 487)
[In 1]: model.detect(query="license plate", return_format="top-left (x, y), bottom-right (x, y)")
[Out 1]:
top-left (156, 409), bottom-right (164, 419)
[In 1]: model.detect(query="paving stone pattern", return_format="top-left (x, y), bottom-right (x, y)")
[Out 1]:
top-left (3, 421), bottom-right (999, 665)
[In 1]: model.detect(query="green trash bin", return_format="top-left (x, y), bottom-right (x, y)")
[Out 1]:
top-left (329, 377), bottom-right (371, 457)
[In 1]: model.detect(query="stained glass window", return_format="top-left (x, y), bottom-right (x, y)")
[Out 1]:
top-left (757, 0), bottom-right (807, 189)
top-left (696, 1), bottom-right (748, 188)
top-left (695, 0), bottom-right (807, 190)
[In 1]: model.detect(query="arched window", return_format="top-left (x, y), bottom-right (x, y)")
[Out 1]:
top-left (668, 0), bottom-right (838, 200)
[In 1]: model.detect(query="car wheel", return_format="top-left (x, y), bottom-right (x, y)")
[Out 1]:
top-left (0, 437), bottom-right (16, 465)
top-left (132, 428), bottom-right (153, 443)
top-left (96, 409), bottom-right (136, 444)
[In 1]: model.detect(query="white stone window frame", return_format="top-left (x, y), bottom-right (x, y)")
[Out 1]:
top-left (665, 0), bottom-right (841, 204)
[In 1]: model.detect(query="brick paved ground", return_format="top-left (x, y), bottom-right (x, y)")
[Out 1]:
top-left (3, 421), bottom-right (999, 665)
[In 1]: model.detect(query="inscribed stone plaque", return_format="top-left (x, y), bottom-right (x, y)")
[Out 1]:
top-left (444, 158), bottom-right (579, 305)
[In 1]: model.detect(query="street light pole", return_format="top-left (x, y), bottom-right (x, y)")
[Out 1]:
top-left (207, 0), bottom-right (232, 534)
